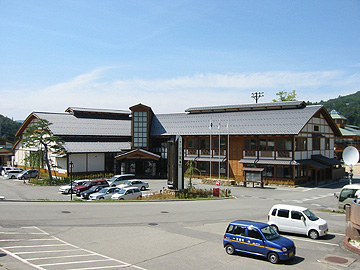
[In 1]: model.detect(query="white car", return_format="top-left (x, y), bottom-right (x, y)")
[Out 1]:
top-left (89, 187), bottom-right (120, 200)
top-left (107, 174), bottom-right (136, 187)
top-left (111, 187), bottom-right (142, 200)
top-left (4, 169), bottom-right (23, 179)
top-left (59, 180), bottom-right (88, 194)
top-left (117, 180), bottom-right (149, 191)
top-left (267, 204), bottom-right (328, 239)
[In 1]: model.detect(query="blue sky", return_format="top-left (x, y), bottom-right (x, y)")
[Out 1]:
top-left (1, 0), bottom-right (360, 120)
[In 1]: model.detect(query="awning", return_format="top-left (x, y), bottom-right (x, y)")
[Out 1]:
top-left (239, 159), bottom-right (296, 165)
top-left (243, 167), bottom-right (264, 172)
top-left (297, 159), bottom-right (329, 169)
top-left (115, 148), bottom-right (160, 161)
top-left (185, 156), bottom-right (226, 162)
top-left (311, 155), bottom-right (341, 165)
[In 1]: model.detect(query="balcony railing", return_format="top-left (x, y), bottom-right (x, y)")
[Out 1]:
top-left (185, 149), bottom-right (226, 158)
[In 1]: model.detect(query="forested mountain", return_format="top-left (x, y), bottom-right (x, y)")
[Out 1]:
top-left (0, 115), bottom-right (22, 143)
top-left (307, 91), bottom-right (360, 126)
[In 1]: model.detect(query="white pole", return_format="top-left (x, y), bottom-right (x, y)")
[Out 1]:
top-left (209, 119), bottom-right (212, 180)
top-left (218, 118), bottom-right (221, 180)
top-left (227, 119), bottom-right (229, 180)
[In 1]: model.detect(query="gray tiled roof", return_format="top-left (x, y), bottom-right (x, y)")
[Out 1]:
top-left (64, 141), bottom-right (131, 153)
top-left (66, 107), bottom-right (130, 115)
top-left (34, 112), bottom-right (131, 136)
top-left (151, 105), bottom-right (323, 136)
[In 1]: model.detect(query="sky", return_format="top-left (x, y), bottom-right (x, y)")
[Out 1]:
top-left (1, 0), bottom-right (360, 120)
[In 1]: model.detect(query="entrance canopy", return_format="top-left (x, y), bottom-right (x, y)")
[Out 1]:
top-left (115, 148), bottom-right (160, 161)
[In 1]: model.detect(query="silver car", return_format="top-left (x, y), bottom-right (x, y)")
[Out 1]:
top-left (89, 187), bottom-right (120, 200)
top-left (117, 180), bottom-right (149, 191)
top-left (111, 187), bottom-right (142, 200)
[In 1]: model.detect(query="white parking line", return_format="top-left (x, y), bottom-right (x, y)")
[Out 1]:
top-left (0, 226), bottom-right (147, 270)
top-left (287, 236), bottom-right (339, 246)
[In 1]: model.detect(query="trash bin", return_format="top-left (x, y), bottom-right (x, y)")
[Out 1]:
top-left (213, 188), bottom-right (219, 197)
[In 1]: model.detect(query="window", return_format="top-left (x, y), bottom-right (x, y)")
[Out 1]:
top-left (187, 138), bottom-right (198, 149)
top-left (260, 138), bottom-right (275, 151)
top-left (271, 208), bottom-right (277, 216)
top-left (277, 209), bottom-right (289, 218)
top-left (260, 165), bottom-right (274, 177)
top-left (295, 138), bottom-right (307, 151)
top-left (233, 226), bottom-right (246, 236)
top-left (277, 138), bottom-right (292, 151)
top-left (248, 229), bottom-right (263, 240)
top-left (244, 138), bottom-right (257, 150)
top-left (276, 166), bottom-right (292, 178)
top-left (312, 137), bottom-right (320, 150)
top-left (325, 138), bottom-right (330, 150)
top-left (314, 125), bottom-right (319, 132)
top-left (214, 137), bottom-right (226, 149)
top-left (291, 211), bottom-right (303, 220)
top-left (200, 138), bottom-right (210, 149)
top-left (133, 111), bottom-right (148, 148)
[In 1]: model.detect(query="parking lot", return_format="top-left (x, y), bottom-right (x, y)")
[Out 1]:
top-left (1, 175), bottom-right (359, 269)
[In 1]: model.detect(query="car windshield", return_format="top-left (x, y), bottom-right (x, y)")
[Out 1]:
top-left (98, 188), bottom-right (109, 193)
top-left (84, 182), bottom-right (92, 187)
top-left (303, 209), bottom-right (319, 221)
top-left (88, 186), bottom-right (98, 191)
top-left (118, 189), bottom-right (126, 194)
top-left (108, 176), bottom-right (119, 182)
top-left (123, 180), bottom-right (132, 185)
top-left (261, 225), bottom-right (280, 241)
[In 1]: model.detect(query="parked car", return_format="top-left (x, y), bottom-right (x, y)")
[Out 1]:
top-left (117, 179), bottom-right (149, 191)
top-left (17, 169), bottom-right (39, 180)
top-left (1, 167), bottom-right (16, 176)
top-left (223, 220), bottom-right (295, 264)
top-left (81, 185), bottom-right (106, 200)
top-left (89, 187), bottom-right (120, 200)
top-left (59, 180), bottom-right (89, 194)
top-left (74, 179), bottom-right (109, 196)
top-left (336, 184), bottom-right (360, 210)
top-left (107, 174), bottom-right (136, 187)
top-left (111, 187), bottom-right (142, 200)
top-left (267, 204), bottom-right (328, 239)
top-left (5, 169), bottom-right (23, 179)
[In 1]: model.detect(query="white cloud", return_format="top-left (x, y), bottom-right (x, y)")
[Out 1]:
top-left (2, 68), bottom-right (360, 119)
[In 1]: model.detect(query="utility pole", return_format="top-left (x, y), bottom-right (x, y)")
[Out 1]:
top-left (251, 92), bottom-right (264, 103)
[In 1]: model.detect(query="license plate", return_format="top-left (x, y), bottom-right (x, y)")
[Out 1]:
top-left (289, 251), bottom-right (294, 257)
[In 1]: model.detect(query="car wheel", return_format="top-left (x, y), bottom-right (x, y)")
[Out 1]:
top-left (140, 186), bottom-right (146, 191)
top-left (268, 252), bottom-right (279, 264)
top-left (309, 230), bottom-right (319, 239)
top-left (271, 225), bottom-right (279, 233)
top-left (11, 175), bottom-right (15, 179)
top-left (99, 197), bottom-right (104, 200)
top-left (137, 196), bottom-right (142, 200)
top-left (225, 244), bottom-right (235, 255)
top-left (119, 198), bottom-right (124, 200)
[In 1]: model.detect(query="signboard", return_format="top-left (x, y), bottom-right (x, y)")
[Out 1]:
top-left (167, 136), bottom-right (184, 190)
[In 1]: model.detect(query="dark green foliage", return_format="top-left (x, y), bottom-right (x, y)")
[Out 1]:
top-left (307, 91), bottom-right (360, 126)
top-left (0, 115), bottom-right (22, 142)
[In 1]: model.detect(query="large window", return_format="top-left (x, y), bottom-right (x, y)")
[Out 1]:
top-left (133, 111), bottom-right (148, 148)
top-left (187, 138), bottom-right (198, 149)
top-left (214, 137), bottom-right (226, 149)
top-left (200, 138), bottom-right (210, 149)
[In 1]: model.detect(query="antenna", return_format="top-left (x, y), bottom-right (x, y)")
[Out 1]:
top-left (343, 146), bottom-right (359, 184)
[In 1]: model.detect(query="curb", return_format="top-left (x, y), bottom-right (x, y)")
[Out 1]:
top-left (343, 236), bottom-right (360, 255)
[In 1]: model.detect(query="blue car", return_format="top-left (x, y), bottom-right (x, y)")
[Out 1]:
top-left (223, 220), bottom-right (295, 264)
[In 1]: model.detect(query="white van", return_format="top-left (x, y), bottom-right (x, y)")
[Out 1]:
top-left (337, 184), bottom-right (360, 210)
top-left (5, 169), bottom-right (23, 179)
top-left (267, 204), bottom-right (328, 239)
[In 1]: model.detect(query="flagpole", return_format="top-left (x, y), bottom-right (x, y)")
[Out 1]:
top-left (227, 119), bottom-right (229, 180)
top-left (209, 119), bottom-right (212, 180)
top-left (218, 118), bottom-right (221, 180)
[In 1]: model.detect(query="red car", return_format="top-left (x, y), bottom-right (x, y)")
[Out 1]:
top-left (74, 180), bottom-right (109, 196)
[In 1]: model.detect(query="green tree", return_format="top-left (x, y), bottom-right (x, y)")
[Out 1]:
top-left (185, 160), bottom-right (201, 189)
top-left (273, 90), bottom-right (298, 102)
top-left (21, 119), bottom-right (66, 181)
